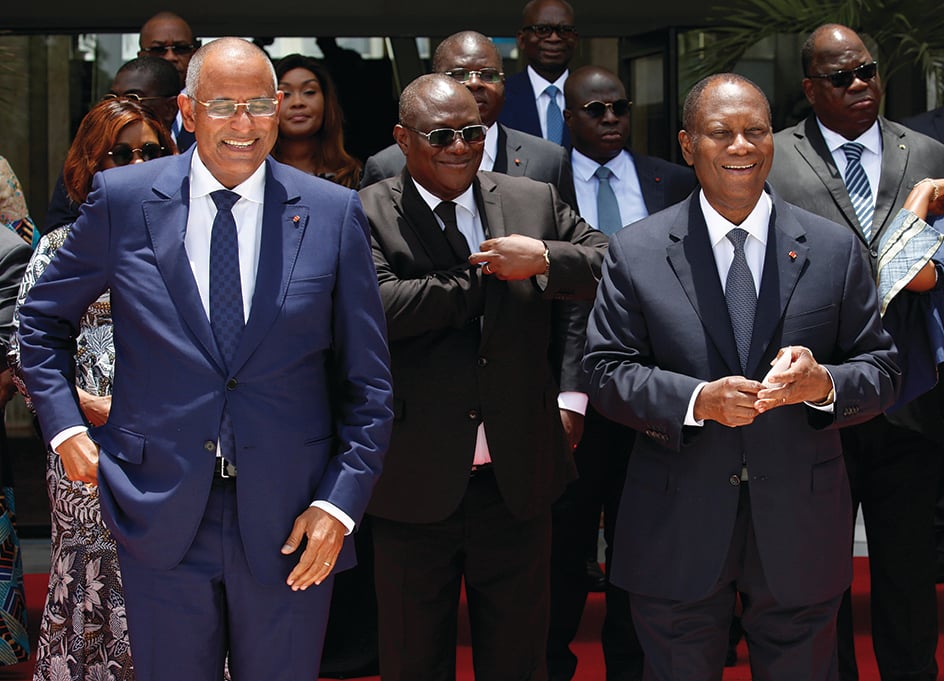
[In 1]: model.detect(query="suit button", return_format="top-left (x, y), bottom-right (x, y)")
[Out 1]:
top-left (204, 440), bottom-right (216, 452)
top-left (226, 378), bottom-right (238, 391)
top-left (477, 357), bottom-right (488, 367)
top-left (869, 248), bottom-right (878, 258)
top-left (468, 410), bottom-right (479, 420)
top-left (729, 475), bottom-right (741, 486)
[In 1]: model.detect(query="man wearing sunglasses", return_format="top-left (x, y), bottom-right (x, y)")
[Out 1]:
top-left (18, 38), bottom-right (393, 681)
top-left (362, 30), bottom-right (576, 212)
top-left (768, 24), bottom-right (944, 681)
top-left (499, 0), bottom-right (577, 147)
top-left (361, 73), bottom-right (607, 681)
top-left (546, 64), bottom-right (696, 681)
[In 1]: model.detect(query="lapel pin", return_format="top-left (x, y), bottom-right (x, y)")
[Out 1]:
top-left (292, 215), bottom-right (300, 224)
top-left (514, 158), bottom-right (521, 166)
top-left (788, 250), bottom-right (797, 261)
top-left (899, 144), bottom-right (906, 150)
top-left (654, 176), bottom-right (662, 183)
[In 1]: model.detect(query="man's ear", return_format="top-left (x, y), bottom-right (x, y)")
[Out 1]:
top-left (678, 130), bottom-right (695, 167)
top-left (801, 78), bottom-right (816, 106)
top-left (178, 92), bottom-right (197, 133)
top-left (393, 124), bottom-right (410, 155)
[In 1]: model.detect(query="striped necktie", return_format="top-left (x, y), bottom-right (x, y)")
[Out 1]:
top-left (841, 142), bottom-right (874, 240)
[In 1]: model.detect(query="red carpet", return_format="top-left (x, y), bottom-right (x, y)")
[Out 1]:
top-left (11, 559), bottom-right (944, 679)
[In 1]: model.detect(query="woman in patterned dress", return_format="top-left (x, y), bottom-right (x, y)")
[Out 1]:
top-left (11, 98), bottom-right (174, 681)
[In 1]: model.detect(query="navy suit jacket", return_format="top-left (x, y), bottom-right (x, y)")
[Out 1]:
top-left (584, 190), bottom-right (899, 606)
top-left (17, 149), bottom-right (394, 586)
top-left (903, 106), bottom-right (944, 144)
top-left (499, 70), bottom-right (571, 149)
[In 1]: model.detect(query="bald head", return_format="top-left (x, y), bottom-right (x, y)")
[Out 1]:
top-left (399, 74), bottom-right (478, 128)
top-left (138, 11), bottom-right (197, 87)
top-left (432, 31), bottom-right (501, 73)
top-left (521, 0), bottom-right (574, 25)
top-left (432, 31), bottom-right (505, 127)
top-left (564, 65), bottom-right (623, 108)
top-left (186, 37), bottom-right (276, 101)
top-left (517, 0), bottom-right (577, 81)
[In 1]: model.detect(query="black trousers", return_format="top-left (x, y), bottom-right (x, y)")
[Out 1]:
top-left (548, 407), bottom-right (643, 681)
top-left (837, 415), bottom-right (941, 681)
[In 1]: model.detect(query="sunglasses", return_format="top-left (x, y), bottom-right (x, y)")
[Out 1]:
top-left (193, 98), bottom-right (279, 119)
top-left (580, 99), bottom-right (632, 118)
top-left (107, 142), bottom-right (165, 166)
top-left (443, 68), bottom-right (504, 84)
top-left (141, 43), bottom-right (199, 57)
top-left (102, 93), bottom-right (175, 104)
top-left (521, 24), bottom-right (577, 38)
top-left (401, 124), bottom-right (488, 147)
top-left (807, 61), bottom-right (878, 88)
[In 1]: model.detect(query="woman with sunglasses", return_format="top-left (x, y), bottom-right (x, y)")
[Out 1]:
top-left (10, 98), bottom-right (173, 681)
top-left (272, 54), bottom-right (362, 188)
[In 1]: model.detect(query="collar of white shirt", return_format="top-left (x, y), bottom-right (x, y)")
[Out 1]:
top-left (571, 147), bottom-right (631, 183)
top-left (700, 188), bottom-right (771, 253)
top-left (411, 179), bottom-right (478, 223)
top-left (480, 123), bottom-right (499, 172)
top-left (817, 118), bottom-right (882, 158)
top-left (526, 65), bottom-right (568, 101)
top-left (190, 148), bottom-right (267, 204)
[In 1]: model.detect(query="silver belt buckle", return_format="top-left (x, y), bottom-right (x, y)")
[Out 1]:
top-left (218, 456), bottom-right (237, 478)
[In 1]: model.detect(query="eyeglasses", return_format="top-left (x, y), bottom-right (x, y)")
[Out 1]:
top-left (141, 43), bottom-right (199, 57)
top-left (102, 93), bottom-right (175, 104)
top-left (807, 61), bottom-right (878, 88)
top-left (192, 98), bottom-right (279, 119)
top-left (580, 99), bottom-right (632, 118)
top-left (401, 124), bottom-right (488, 147)
top-left (521, 24), bottom-right (577, 38)
top-left (107, 142), bottom-right (165, 166)
top-left (443, 68), bottom-right (504, 84)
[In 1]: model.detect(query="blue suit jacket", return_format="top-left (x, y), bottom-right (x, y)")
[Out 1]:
top-left (584, 190), bottom-right (899, 606)
top-left (17, 149), bottom-right (394, 586)
top-left (499, 70), bottom-right (572, 149)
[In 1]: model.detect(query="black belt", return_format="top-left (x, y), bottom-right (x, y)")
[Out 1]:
top-left (470, 462), bottom-right (493, 478)
top-left (215, 456), bottom-right (237, 479)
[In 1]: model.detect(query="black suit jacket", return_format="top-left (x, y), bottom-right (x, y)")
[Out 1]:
top-left (360, 170), bottom-right (607, 523)
top-left (498, 70), bottom-right (572, 149)
top-left (902, 106), bottom-right (944, 144)
top-left (360, 124), bottom-right (577, 209)
top-left (585, 190), bottom-right (899, 606)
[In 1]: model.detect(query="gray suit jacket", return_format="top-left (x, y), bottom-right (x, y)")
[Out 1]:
top-left (360, 124), bottom-right (577, 209)
top-left (768, 115), bottom-right (944, 272)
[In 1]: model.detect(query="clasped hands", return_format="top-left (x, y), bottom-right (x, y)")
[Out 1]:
top-left (693, 345), bottom-right (833, 428)
top-left (469, 234), bottom-right (547, 280)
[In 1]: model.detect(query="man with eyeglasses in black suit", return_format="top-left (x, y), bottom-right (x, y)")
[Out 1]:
top-left (361, 73), bottom-right (607, 681)
top-left (499, 0), bottom-right (577, 148)
top-left (767, 24), bottom-right (944, 681)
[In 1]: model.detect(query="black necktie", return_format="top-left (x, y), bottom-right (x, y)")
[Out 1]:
top-left (725, 228), bottom-right (757, 374)
top-left (210, 189), bottom-right (244, 462)
top-left (434, 201), bottom-right (472, 264)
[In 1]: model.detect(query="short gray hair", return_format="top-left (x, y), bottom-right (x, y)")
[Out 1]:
top-left (185, 37), bottom-right (276, 98)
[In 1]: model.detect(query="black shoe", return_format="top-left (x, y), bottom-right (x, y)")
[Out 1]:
top-left (587, 560), bottom-right (606, 592)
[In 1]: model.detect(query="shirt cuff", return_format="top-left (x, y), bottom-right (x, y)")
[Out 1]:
top-left (557, 391), bottom-right (588, 415)
top-left (804, 369), bottom-right (836, 413)
top-left (684, 382), bottom-right (709, 426)
top-left (310, 500), bottom-right (355, 535)
top-left (51, 425), bottom-right (89, 453)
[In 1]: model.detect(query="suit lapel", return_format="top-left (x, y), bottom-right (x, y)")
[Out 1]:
top-left (666, 197), bottom-right (742, 375)
top-left (230, 160), bottom-right (308, 373)
top-left (745, 193), bottom-right (808, 377)
top-left (398, 169), bottom-right (459, 270)
top-left (475, 173), bottom-right (507, 347)
top-left (496, 125), bottom-right (527, 177)
top-left (143, 150), bottom-right (226, 373)
top-left (631, 152), bottom-right (664, 215)
top-left (796, 118), bottom-right (865, 240)
top-left (874, 120), bottom-right (908, 240)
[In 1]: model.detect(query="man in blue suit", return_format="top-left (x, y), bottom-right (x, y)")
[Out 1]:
top-left (499, 0), bottom-right (576, 147)
top-left (584, 73), bottom-right (899, 679)
top-left (17, 38), bottom-right (393, 681)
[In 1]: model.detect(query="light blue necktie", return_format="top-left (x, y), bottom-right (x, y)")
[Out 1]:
top-left (594, 166), bottom-right (622, 235)
top-left (210, 189), bottom-right (244, 463)
top-left (725, 228), bottom-right (756, 373)
top-left (544, 84), bottom-right (564, 145)
top-left (842, 142), bottom-right (874, 240)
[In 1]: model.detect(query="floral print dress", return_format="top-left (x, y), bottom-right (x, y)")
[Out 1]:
top-left (11, 225), bottom-right (130, 681)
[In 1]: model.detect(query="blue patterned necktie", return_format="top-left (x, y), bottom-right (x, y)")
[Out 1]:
top-left (544, 84), bottom-right (564, 145)
top-left (210, 189), bottom-right (244, 463)
top-left (594, 166), bottom-right (622, 235)
top-left (725, 228), bottom-right (756, 374)
top-left (841, 142), bottom-right (874, 240)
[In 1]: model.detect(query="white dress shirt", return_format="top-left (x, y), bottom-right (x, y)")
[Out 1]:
top-left (817, 118), bottom-right (883, 202)
top-left (571, 148), bottom-right (648, 230)
top-left (526, 66), bottom-right (568, 141)
top-left (480, 124), bottom-right (499, 172)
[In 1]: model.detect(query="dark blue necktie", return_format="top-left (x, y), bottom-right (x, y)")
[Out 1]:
top-left (210, 189), bottom-right (244, 462)
top-left (841, 142), bottom-right (874, 240)
top-left (544, 85), bottom-right (564, 145)
top-left (725, 228), bottom-right (756, 374)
